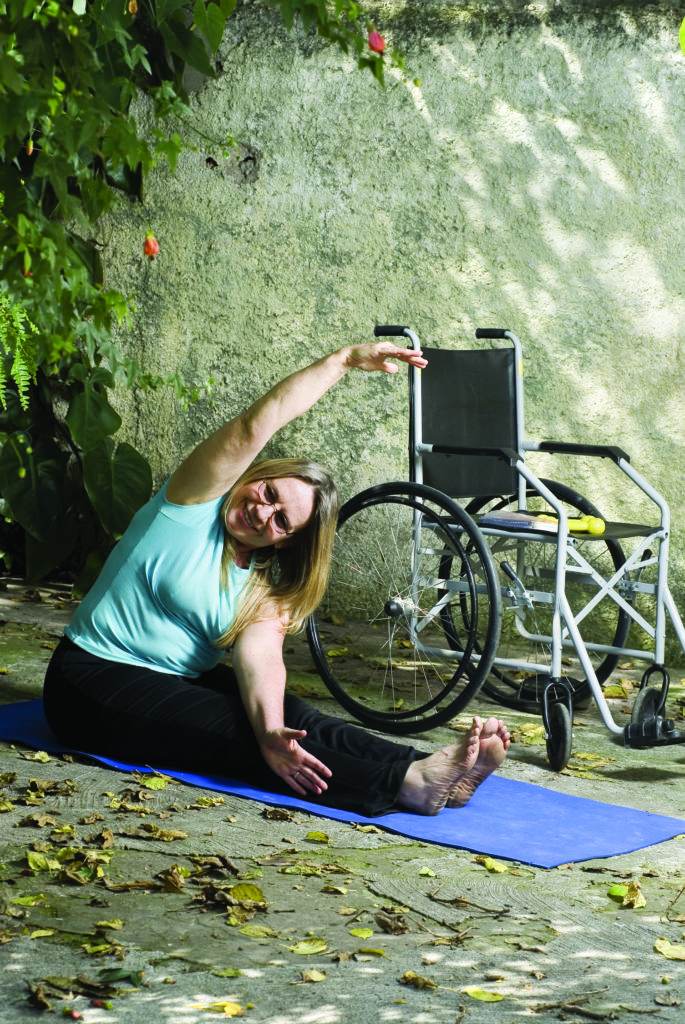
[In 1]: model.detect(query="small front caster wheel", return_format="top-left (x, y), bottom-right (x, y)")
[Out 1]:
top-left (630, 686), bottom-right (662, 726)
top-left (546, 702), bottom-right (573, 771)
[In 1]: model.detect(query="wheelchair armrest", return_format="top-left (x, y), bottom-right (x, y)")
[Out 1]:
top-left (419, 443), bottom-right (519, 466)
top-left (537, 441), bottom-right (630, 465)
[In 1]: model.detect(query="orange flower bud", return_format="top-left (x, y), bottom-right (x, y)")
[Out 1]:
top-left (143, 231), bottom-right (160, 259)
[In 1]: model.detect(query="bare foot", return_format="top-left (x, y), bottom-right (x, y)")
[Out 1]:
top-left (397, 717), bottom-right (483, 815)
top-left (446, 716), bottom-right (510, 808)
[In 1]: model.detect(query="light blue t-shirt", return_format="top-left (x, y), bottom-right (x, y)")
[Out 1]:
top-left (66, 478), bottom-right (252, 678)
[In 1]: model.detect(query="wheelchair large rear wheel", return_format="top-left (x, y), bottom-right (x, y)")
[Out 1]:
top-left (457, 480), bottom-right (631, 712)
top-left (307, 482), bottom-right (501, 734)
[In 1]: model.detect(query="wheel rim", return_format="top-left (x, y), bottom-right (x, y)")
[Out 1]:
top-left (462, 481), bottom-right (630, 711)
top-left (308, 483), bottom-right (501, 732)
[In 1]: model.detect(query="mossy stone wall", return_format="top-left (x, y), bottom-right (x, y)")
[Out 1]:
top-left (105, 1), bottom-right (685, 656)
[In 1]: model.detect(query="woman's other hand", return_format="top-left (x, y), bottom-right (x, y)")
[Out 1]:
top-left (259, 727), bottom-right (333, 796)
top-left (344, 341), bottom-right (428, 374)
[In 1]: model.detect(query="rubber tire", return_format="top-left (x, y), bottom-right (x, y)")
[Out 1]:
top-left (546, 702), bottom-right (573, 772)
top-left (307, 481), bottom-right (502, 735)
top-left (630, 687), bottom-right (662, 726)
top-left (463, 479), bottom-right (630, 712)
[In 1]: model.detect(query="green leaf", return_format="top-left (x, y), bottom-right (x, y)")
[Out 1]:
top-left (11, 893), bottom-right (48, 907)
top-left (26, 851), bottom-right (61, 872)
top-left (474, 855), bottom-right (509, 874)
top-left (156, 0), bottom-right (190, 23)
top-left (348, 927), bottom-right (373, 939)
top-left (461, 986), bottom-right (505, 1002)
top-left (229, 883), bottom-right (266, 906)
top-left (195, 1002), bottom-right (245, 1018)
top-left (160, 19), bottom-right (215, 78)
top-left (131, 772), bottom-right (171, 790)
top-left (193, 0), bottom-right (228, 52)
top-left (82, 438), bottom-right (152, 537)
top-left (66, 376), bottom-right (122, 451)
top-left (301, 968), bottom-right (327, 982)
top-left (400, 970), bottom-right (437, 990)
top-left (20, 750), bottom-right (51, 763)
top-left (238, 923), bottom-right (278, 939)
top-left (305, 831), bottom-right (329, 844)
top-left (96, 968), bottom-right (144, 985)
top-left (654, 937), bottom-right (685, 961)
top-left (289, 937), bottom-right (329, 955)
top-left (0, 436), bottom-right (70, 542)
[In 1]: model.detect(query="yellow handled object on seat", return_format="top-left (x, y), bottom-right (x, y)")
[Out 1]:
top-left (538, 513), bottom-right (606, 535)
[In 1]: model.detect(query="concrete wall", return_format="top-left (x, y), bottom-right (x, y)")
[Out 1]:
top-left (104, 0), bottom-right (685, 655)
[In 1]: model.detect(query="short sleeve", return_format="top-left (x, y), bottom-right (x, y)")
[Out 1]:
top-left (157, 477), bottom-right (227, 527)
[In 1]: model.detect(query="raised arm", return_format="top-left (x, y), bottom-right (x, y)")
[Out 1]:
top-left (167, 341), bottom-right (427, 503)
top-left (231, 615), bottom-right (333, 796)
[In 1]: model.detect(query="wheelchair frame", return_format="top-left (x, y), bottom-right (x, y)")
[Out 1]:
top-left (391, 324), bottom-right (685, 749)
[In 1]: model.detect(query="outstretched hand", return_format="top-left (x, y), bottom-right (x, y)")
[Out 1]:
top-left (344, 341), bottom-right (428, 374)
top-left (259, 727), bottom-right (333, 797)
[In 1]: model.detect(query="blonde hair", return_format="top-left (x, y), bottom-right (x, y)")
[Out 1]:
top-left (216, 458), bottom-right (339, 648)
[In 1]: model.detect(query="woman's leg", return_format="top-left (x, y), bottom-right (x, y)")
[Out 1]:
top-left (43, 638), bottom-right (508, 817)
top-left (191, 662), bottom-right (431, 816)
top-left (199, 664), bottom-right (506, 816)
top-left (42, 638), bottom-right (420, 815)
top-left (43, 637), bottom-right (265, 774)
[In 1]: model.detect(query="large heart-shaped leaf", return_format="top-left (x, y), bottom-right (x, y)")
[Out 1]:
top-left (83, 438), bottom-right (152, 537)
top-left (66, 372), bottom-right (122, 451)
top-left (0, 434), bottom-right (69, 541)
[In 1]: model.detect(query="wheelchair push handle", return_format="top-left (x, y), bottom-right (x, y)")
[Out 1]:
top-left (475, 328), bottom-right (510, 339)
top-left (374, 325), bottom-right (410, 337)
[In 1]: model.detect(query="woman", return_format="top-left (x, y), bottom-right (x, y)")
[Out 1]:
top-left (43, 341), bottom-right (510, 817)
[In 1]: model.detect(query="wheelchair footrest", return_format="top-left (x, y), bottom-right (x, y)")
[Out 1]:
top-left (624, 716), bottom-right (685, 748)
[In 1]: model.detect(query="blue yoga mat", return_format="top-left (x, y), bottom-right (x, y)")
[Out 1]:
top-left (1, 700), bottom-right (682, 869)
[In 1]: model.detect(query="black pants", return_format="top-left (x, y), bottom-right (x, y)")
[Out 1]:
top-left (42, 636), bottom-right (426, 817)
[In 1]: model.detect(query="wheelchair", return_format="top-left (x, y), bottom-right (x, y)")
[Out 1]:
top-left (307, 325), bottom-right (685, 770)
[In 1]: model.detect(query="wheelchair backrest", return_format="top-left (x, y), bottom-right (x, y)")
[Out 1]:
top-left (415, 347), bottom-right (520, 499)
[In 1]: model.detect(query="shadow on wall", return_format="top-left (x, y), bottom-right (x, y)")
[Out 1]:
top-left (361, 2), bottom-right (685, 513)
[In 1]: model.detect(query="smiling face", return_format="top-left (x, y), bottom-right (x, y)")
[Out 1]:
top-left (224, 476), bottom-right (317, 555)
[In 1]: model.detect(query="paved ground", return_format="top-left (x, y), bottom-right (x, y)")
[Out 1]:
top-left (0, 583), bottom-right (684, 1023)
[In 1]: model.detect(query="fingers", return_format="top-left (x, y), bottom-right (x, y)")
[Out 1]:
top-left (303, 753), bottom-right (333, 779)
top-left (289, 764), bottom-right (329, 796)
top-left (381, 344), bottom-right (428, 368)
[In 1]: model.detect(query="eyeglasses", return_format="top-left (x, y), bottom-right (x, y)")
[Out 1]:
top-left (256, 480), bottom-right (291, 536)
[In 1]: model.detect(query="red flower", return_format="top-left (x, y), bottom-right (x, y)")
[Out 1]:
top-left (368, 30), bottom-right (385, 54)
top-left (143, 231), bottom-right (160, 259)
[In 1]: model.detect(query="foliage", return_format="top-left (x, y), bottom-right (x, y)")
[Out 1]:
top-left (0, 0), bottom-right (393, 590)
